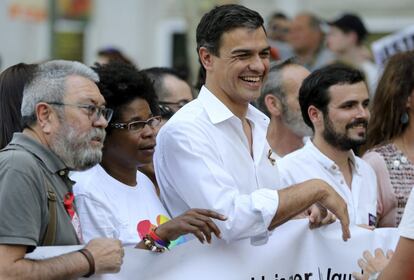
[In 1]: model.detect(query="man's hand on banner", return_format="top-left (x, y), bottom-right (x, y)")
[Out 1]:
top-left (313, 180), bottom-right (351, 241)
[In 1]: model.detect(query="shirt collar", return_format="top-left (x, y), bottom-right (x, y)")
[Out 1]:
top-left (198, 86), bottom-right (269, 126)
top-left (198, 86), bottom-right (234, 124)
top-left (305, 140), bottom-right (360, 174)
top-left (8, 133), bottom-right (69, 175)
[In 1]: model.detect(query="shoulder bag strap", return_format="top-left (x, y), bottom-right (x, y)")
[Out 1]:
top-left (1, 145), bottom-right (57, 246)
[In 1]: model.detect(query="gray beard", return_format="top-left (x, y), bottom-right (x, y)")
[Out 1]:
top-left (49, 122), bottom-right (106, 171)
top-left (282, 110), bottom-right (312, 138)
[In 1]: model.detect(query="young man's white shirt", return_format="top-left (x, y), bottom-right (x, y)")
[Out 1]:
top-left (278, 140), bottom-right (377, 225)
top-left (154, 86), bottom-right (280, 242)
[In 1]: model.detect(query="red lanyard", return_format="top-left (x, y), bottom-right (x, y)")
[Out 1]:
top-left (63, 192), bottom-right (75, 219)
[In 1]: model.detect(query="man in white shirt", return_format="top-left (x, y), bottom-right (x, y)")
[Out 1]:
top-left (154, 4), bottom-right (351, 243)
top-left (257, 58), bottom-right (312, 158)
top-left (278, 64), bottom-right (377, 226)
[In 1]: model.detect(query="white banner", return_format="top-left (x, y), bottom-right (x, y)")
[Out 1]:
top-left (27, 220), bottom-right (399, 280)
top-left (371, 25), bottom-right (414, 68)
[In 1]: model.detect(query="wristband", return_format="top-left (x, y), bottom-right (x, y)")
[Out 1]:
top-left (78, 248), bottom-right (95, 278)
top-left (143, 236), bottom-right (166, 253)
top-left (149, 228), bottom-right (170, 248)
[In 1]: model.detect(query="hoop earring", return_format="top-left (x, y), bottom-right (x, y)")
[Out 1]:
top-left (401, 112), bottom-right (409, 124)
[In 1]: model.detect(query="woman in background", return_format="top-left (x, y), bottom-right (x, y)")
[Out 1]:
top-left (0, 63), bottom-right (37, 149)
top-left (362, 51), bottom-right (414, 227)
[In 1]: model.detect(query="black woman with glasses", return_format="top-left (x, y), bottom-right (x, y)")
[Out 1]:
top-left (71, 61), bottom-right (226, 252)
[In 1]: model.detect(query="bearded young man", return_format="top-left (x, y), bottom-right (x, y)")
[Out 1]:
top-left (278, 64), bottom-right (377, 227)
top-left (0, 60), bottom-right (123, 279)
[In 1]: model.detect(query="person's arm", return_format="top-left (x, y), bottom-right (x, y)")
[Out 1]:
top-left (155, 122), bottom-right (350, 241)
top-left (0, 238), bottom-right (123, 280)
top-left (352, 238), bottom-right (414, 280)
top-left (271, 179), bottom-right (350, 241)
top-left (136, 209), bottom-right (227, 250)
top-left (362, 151), bottom-right (396, 227)
top-left (378, 237), bottom-right (414, 279)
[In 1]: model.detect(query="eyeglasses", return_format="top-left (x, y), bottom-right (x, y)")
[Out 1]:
top-left (159, 100), bottom-right (190, 109)
top-left (110, 116), bottom-right (162, 132)
top-left (158, 104), bottom-right (174, 119)
top-left (47, 102), bottom-right (113, 122)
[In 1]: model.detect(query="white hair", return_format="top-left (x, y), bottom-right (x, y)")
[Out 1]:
top-left (21, 60), bottom-right (99, 126)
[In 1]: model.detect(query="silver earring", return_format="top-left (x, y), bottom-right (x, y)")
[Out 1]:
top-left (401, 112), bottom-right (409, 124)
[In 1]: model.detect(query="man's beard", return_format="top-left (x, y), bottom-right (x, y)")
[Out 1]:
top-left (50, 121), bottom-right (106, 171)
top-left (322, 115), bottom-right (368, 151)
top-left (282, 104), bottom-right (312, 138)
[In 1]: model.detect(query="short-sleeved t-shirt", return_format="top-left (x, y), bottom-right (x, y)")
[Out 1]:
top-left (0, 133), bottom-right (80, 252)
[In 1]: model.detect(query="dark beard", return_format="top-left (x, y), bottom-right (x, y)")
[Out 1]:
top-left (323, 116), bottom-right (367, 151)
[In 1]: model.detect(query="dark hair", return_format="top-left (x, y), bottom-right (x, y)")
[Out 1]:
top-left (196, 4), bottom-right (265, 57)
top-left (142, 67), bottom-right (188, 100)
top-left (329, 14), bottom-right (368, 45)
top-left (0, 63), bottom-right (37, 149)
top-left (299, 63), bottom-right (365, 130)
top-left (363, 51), bottom-right (414, 151)
top-left (258, 57), bottom-right (300, 117)
top-left (97, 47), bottom-right (133, 66)
top-left (92, 62), bottom-right (159, 134)
top-left (194, 65), bottom-right (206, 91)
top-left (270, 12), bottom-right (288, 20)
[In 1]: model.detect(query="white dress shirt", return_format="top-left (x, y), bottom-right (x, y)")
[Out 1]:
top-left (154, 86), bottom-right (280, 242)
top-left (278, 140), bottom-right (377, 225)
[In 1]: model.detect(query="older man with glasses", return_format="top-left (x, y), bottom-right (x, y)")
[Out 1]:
top-left (0, 60), bottom-right (123, 279)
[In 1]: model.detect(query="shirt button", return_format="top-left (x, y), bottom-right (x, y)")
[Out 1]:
top-left (59, 170), bottom-right (66, 176)
top-left (332, 165), bottom-right (336, 170)
top-left (340, 180), bottom-right (344, 184)
top-left (393, 160), bottom-right (400, 168)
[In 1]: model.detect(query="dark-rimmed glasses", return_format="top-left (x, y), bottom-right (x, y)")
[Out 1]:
top-left (47, 102), bottom-right (113, 122)
top-left (159, 100), bottom-right (190, 109)
top-left (110, 116), bottom-right (162, 132)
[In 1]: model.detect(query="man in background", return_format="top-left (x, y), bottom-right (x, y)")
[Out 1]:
top-left (327, 13), bottom-right (378, 95)
top-left (257, 58), bottom-right (311, 158)
top-left (288, 12), bottom-right (335, 71)
top-left (143, 67), bottom-right (193, 121)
